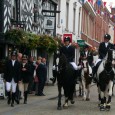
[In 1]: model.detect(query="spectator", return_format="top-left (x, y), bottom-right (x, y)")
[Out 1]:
top-left (34, 56), bottom-right (42, 95)
top-left (28, 56), bottom-right (36, 94)
top-left (36, 57), bottom-right (47, 96)
top-left (20, 55), bottom-right (31, 104)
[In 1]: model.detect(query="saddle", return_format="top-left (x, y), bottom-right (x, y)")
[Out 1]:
top-left (93, 61), bottom-right (102, 76)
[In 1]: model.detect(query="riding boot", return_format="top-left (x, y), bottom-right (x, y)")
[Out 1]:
top-left (24, 91), bottom-right (28, 104)
top-left (11, 93), bottom-right (15, 107)
top-left (7, 92), bottom-right (11, 105)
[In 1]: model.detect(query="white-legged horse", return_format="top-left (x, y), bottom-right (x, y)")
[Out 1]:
top-left (80, 59), bottom-right (92, 101)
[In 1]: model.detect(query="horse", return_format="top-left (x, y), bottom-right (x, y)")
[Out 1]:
top-left (79, 59), bottom-right (92, 101)
top-left (55, 51), bottom-right (76, 110)
top-left (95, 49), bottom-right (115, 111)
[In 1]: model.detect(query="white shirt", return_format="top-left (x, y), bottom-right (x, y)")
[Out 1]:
top-left (85, 51), bottom-right (88, 57)
top-left (105, 42), bottom-right (108, 47)
top-left (12, 60), bottom-right (15, 66)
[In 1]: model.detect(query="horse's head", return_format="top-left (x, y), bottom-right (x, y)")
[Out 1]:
top-left (82, 59), bottom-right (89, 73)
top-left (107, 49), bottom-right (115, 67)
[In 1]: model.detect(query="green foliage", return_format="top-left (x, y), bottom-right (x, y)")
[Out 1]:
top-left (5, 29), bottom-right (25, 45)
top-left (4, 29), bottom-right (60, 54)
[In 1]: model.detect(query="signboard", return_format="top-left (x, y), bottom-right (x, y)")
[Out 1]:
top-left (77, 40), bottom-right (85, 47)
top-left (44, 17), bottom-right (55, 30)
top-left (63, 34), bottom-right (72, 43)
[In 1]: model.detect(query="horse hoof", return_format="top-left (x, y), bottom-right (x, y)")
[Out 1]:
top-left (100, 105), bottom-right (105, 111)
top-left (57, 106), bottom-right (62, 110)
top-left (63, 104), bottom-right (68, 109)
top-left (70, 100), bottom-right (75, 104)
top-left (106, 105), bottom-right (111, 111)
top-left (86, 98), bottom-right (90, 101)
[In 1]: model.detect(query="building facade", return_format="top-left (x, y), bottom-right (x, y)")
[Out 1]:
top-left (0, 0), bottom-right (58, 59)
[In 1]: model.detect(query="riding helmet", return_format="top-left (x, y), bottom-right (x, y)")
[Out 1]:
top-left (22, 54), bottom-right (28, 60)
top-left (64, 37), bottom-right (71, 42)
top-left (84, 45), bottom-right (89, 49)
top-left (11, 51), bottom-right (17, 56)
top-left (104, 34), bottom-right (111, 40)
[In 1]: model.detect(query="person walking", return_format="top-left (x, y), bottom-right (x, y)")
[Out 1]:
top-left (20, 55), bottom-right (32, 104)
top-left (4, 51), bottom-right (21, 107)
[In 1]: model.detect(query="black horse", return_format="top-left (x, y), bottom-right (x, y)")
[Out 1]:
top-left (55, 51), bottom-right (76, 110)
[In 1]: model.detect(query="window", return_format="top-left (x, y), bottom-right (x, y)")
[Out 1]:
top-left (57, 0), bottom-right (61, 25)
top-left (66, 2), bottom-right (69, 29)
top-left (73, 8), bottom-right (76, 32)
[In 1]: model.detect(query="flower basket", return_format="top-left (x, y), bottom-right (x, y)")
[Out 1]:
top-left (5, 28), bottom-right (25, 45)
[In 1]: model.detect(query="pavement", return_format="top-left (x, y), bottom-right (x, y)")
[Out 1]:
top-left (0, 83), bottom-right (115, 115)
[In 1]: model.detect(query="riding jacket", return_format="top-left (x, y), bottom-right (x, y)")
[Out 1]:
top-left (98, 42), bottom-right (114, 59)
top-left (60, 45), bottom-right (75, 62)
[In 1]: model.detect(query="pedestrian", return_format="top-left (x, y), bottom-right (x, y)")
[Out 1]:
top-left (20, 54), bottom-right (31, 104)
top-left (34, 56), bottom-right (42, 95)
top-left (4, 51), bottom-right (21, 107)
top-left (36, 57), bottom-right (47, 96)
top-left (28, 56), bottom-right (36, 94)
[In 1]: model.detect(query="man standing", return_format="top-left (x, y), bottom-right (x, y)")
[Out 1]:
top-left (36, 57), bottom-right (47, 96)
top-left (4, 51), bottom-right (21, 107)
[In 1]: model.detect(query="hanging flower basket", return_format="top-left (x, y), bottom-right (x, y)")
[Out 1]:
top-left (5, 28), bottom-right (25, 45)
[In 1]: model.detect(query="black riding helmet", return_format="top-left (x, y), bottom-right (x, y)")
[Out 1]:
top-left (64, 37), bottom-right (71, 42)
top-left (104, 34), bottom-right (111, 40)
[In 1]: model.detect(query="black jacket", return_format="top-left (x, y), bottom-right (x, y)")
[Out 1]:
top-left (36, 63), bottom-right (47, 81)
top-left (80, 51), bottom-right (93, 66)
top-left (4, 60), bottom-right (21, 83)
top-left (60, 45), bottom-right (75, 62)
top-left (98, 42), bottom-right (114, 59)
top-left (20, 63), bottom-right (32, 83)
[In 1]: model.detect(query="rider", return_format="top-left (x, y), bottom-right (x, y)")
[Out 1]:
top-left (51, 37), bottom-right (82, 84)
top-left (80, 45), bottom-right (94, 68)
top-left (60, 37), bottom-right (82, 72)
top-left (93, 33), bottom-right (114, 77)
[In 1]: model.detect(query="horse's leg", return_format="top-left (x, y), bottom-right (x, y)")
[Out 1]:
top-left (99, 90), bottom-right (106, 111)
top-left (86, 84), bottom-right (90, 101)
top-left (97, 86), bottom-right (101, 107)
top-left (57, 84), bottom-right (62, 110)
top-left (79, 81), bottom-right (83, 96)
top-left (82, 79), bottom-right (86, 100)
top-left (112, 83), bottom-right (114, 96)
top-left (106, 81), bottom-right (113, 111)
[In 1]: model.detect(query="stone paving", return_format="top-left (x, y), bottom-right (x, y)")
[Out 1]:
top-left (0, 83), bottom-right (115, 115)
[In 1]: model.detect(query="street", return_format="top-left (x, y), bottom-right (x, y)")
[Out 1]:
top-left (0, 84), bottom-right (115, 115)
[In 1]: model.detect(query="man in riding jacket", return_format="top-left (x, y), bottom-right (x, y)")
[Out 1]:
top-left (93, 34), bottom-right (114, 77)
top-left (4, 51), bottom-right (21, 107)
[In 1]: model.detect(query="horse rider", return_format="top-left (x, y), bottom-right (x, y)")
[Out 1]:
top-left (93, 34), bottom-right (114, 78)
top-left (4, 51), bottom-right (21, 107)
top-left (80, 45), bottom-right (94, 68)
top-left (79, 45), bottom-right (94, 77)
top-left (60, 37), bottom-right (82, 74)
